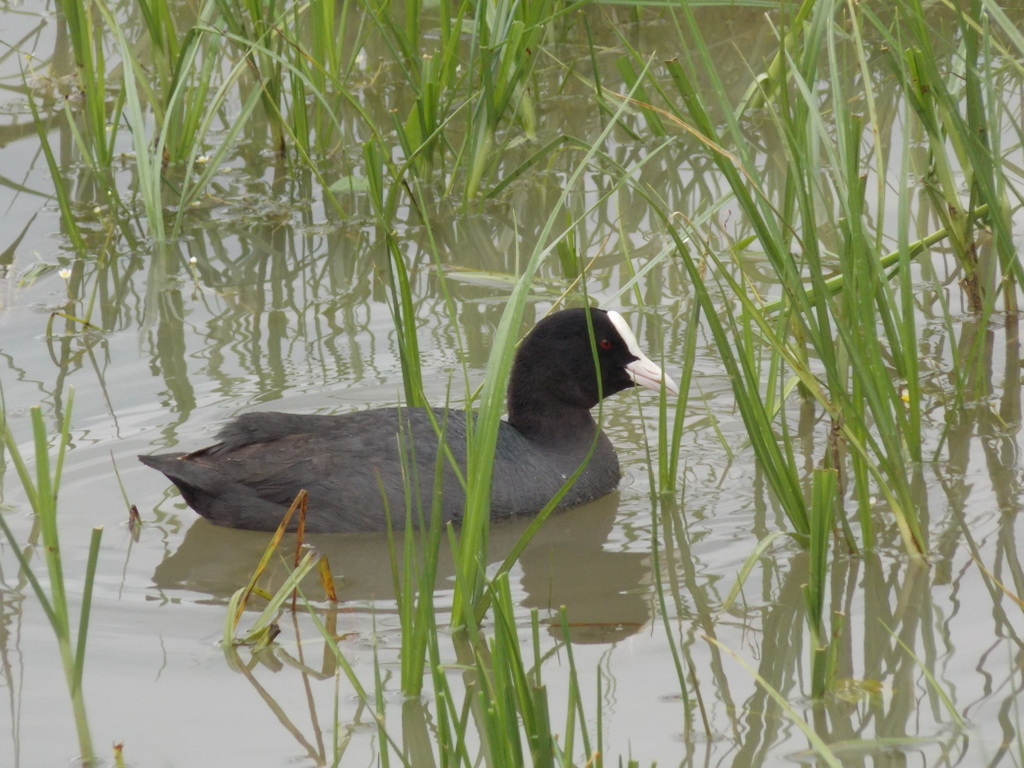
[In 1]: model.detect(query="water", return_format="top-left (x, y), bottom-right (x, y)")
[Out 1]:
top-left (2, 2), bottom-right (1024, 766)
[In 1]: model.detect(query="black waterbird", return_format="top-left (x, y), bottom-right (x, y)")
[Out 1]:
top-left (139, 307), bottom-right (677, 533)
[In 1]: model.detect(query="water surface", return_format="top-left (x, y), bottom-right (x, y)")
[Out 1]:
top-left (2, 3), bottom-right (1024, 766)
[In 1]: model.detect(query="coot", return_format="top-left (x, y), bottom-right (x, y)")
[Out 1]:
top-left (139, 308), bottom-right (677, 532)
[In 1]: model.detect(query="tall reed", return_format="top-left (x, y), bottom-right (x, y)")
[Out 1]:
top-left (627, 0), bottom-right (1024, 557)
top-left (868, 0), bottom-right (1019, 312)
top-left (0, 393), bottom-right (100, 764)
top-left (58, 0), bottom-right (120, 169)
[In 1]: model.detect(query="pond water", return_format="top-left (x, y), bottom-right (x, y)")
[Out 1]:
top-left (2, 2), bottom-right (1024, 766)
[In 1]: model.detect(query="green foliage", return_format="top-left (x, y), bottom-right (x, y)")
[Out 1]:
top-left (38, 0), bottom-right (593, 246)
top-left (630, 0), bottom-right (1024, 557)
top-left (0, 394), bottom-right (100, 764)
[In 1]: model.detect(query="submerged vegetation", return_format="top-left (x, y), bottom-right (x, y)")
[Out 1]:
top-left (2, 0), bottom-right (1024, 765)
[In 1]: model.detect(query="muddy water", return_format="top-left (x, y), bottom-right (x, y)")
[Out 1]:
top-left (2, 3), bottom-right (1024, 767)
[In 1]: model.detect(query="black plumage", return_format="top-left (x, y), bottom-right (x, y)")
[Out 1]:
top-left (139, 308), bottom-right (676, 532)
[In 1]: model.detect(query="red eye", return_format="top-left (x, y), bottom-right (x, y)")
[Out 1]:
top-left (599, 339), bottom-right (613, 351)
